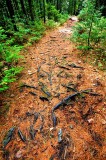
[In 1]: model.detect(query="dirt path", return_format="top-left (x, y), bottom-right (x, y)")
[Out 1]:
top-left (0, 20), bottom-right (106, 160)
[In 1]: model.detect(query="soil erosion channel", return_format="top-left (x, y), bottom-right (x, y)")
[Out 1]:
top-left (0, 20), bottom-right (106, 160)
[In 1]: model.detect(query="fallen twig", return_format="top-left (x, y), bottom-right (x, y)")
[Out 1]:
top-left (3, 127), bottom-right (15, 148)
top-left (62, 84), bottom-right (78, 92)
top-left (58, 65), bottom-right (70, 70)
top-left (18, 129), bottom-right (26, 142)
top-left (33, 112), bottom-right (39, 124)
top-left (21, 84), bottom-right (37, 90)
top-left (29, 91), bottom-right (36, 96)
top-left (52, 89), bottom-right (92, 112)
top-left (41, 87), bottom-right (51, 97)
top-left (68, 63), bottom-right (83, 69)
top-left (39, 96), bottom-right (49, 101)
top-left (39, 115), bottom-right (44, 132)
top-left (29, 125), bottom-right (37, 140)
top-left (52, 112), bottom-right (57, 127)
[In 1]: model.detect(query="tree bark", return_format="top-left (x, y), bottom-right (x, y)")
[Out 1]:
top-left (20, 0), bottom-right (27, 15)
top-left (43, 0), bottom-right (46, 23)
top-left (28, 0), bottom-right (34, 21)
top-left (6, 0), bottom-right (17, 31)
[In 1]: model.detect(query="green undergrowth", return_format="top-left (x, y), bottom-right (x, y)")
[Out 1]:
top-left (71, 0), bottom-right (106, 70)
top-left (45, 14), bottom-right (68, 29)
top-left (0, 14), bottom-right (68, 92)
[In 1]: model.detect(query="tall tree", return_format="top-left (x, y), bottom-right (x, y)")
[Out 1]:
top-left (6, 0), bottom-right (17, 31)
top-left (43, 0), bottom-right (46, 23)
top-left (20, 0), bottom-right (29, 24)
top-left (28, 0), bottom-right (34, 21)
top-left (20, 0), bottom-right (27, 16)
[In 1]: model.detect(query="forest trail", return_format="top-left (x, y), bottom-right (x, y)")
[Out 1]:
top-left (0, 19), bottom-right (106, 160)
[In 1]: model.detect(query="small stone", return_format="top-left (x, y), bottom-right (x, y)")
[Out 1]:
top-left (70, 125), bottom-right (74, 129)
top-left (50, 127), bottom-right (54, 131)
top-left (78, 60), bottom-right (81, 64)
top-left (101, 119), bottom-right (106, 125)
top-left (10, 94), bottom-right (15, 98)
top-left (15, 150), bottom-right (22, 159)
top-left (87, 118), bottom-right (94, 124)
top-left (28, 70), bottom-right (32, 75)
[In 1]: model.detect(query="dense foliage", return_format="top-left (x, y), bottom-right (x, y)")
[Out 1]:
top-left (0, 0), bottom-right (106, 91)
top-left (0, 0), bottom-right (69, 92)
top-left (72, 0), bottom-right (106, 68)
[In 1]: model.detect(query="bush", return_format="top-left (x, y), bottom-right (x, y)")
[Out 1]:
top-left (71, 0), bottom-right (106, 67)
top-left (47, 4), bottom-right (60, 21)
top-left (58, 14), bottom-right (69, 25)
top-left (45, 20), bottom-right (57, 29)
top-left (0, 67), bottom-right (23, 92)
top-left (0, 27), bottom-right (23, 92)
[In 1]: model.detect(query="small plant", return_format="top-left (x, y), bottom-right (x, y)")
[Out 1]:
top-left (58, 14), bottom-right (69, 25)
top-left (0, 27), bottom-right (23, 92)
top-left (47, 4), bottom-right (60, 21)
top-left (0, 67), bottom-right (23, 92)
top-left (71, 0), bottom-right (106, 67)
top-left (45, 20), bottom-right (56, 29)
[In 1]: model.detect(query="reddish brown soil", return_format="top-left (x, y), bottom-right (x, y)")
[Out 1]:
top-left (0, 20), bottom-right (106, 160)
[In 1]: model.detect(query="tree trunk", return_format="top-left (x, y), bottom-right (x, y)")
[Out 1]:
top-left (28, 0), bottom-right (34, 21)
top-left (87, 16), bottom-right (93, 48)
top-left (43, 0), bottom-right (46, 23)
top-left (59, 0), bottom-right (62, 13)
top-left (20, 0), bottom-right (27, 15)
top-left (56, 0), bottom-right (59, 11)
top-left (6, 0), bottom-right (17, 31)
top-left (20, 0), bottom-right (29, 24)
top-left (73, 0), bottom-right (76, 15)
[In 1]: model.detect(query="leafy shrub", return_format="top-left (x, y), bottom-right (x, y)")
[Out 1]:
top-left (71, 0), bottom-right (106, 67)
top-left (29, 36), bottom-right (41, 44)
top-left (0, 67), bottom-right (23, 92)
top-left (58, 14), bottom-right (69, 25)
top-left (28, 20), bottom-right (46, 43)
top-left (0, 27), bottom-right (23, 92)
top-left (33, 20), bottom-right (46, 33)
top-left (47, 4), bottom-right (60, 21)
top-left (45, 20), bottom-right (57, 29)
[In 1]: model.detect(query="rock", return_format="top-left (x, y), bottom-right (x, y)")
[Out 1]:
top-left (10, 94), bottom-right (15, 98)
top-left (101, 119), bottom-right (106, 125)
top-left (70, 125), bottom-right (74, 129)
top-left (28, 70), bottom-right (32, 75)
top-left (87, 118), bottom-right (94, 124)
top-left (50, 127), bottom-right (54, 131)
top-left (78, 60), bottom-right (82, 64)
top-left (15, 150), bottom-right (22, 159)
top-left (70, 16), bottom-right (78, 21)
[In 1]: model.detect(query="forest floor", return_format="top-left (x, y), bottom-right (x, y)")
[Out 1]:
top-left (0, 19), bottom-right (106, 160)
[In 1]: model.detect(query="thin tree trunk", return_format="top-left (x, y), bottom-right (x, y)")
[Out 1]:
top-left (20, 0), bottom-right (29, 24)
top-left (59, 0), bottom-right (62, 13)
top-left (43, 0), bottom-right (46, 23)
top-left (87, 17), bottom-right (93, 48)
top-left (73, 0), bottom-right (76, 15)
top-left (28, 0), bottom-right (34, 21)
top-left (20, 0), bottom-right (26, 15)
top-left (6, 0), bottom-right (17, 31)
top-left (56, 0), bottom-right (59, 10)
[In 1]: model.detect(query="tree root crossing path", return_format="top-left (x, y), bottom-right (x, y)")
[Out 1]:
top-left (0, 19), bottom-right (106, 160)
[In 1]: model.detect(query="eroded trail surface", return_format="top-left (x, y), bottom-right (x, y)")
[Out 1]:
top-left (0, 20), bottom-right (106, 160)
